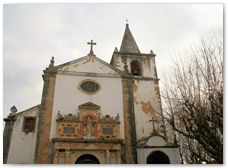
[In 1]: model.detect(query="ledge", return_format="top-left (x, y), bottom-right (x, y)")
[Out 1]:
top-left (3, 116), bottom-right (16, 122)
top-left (122, 75), bottom-right (160, 81)
top-left (113, 52), bottom-right (156, 57)
top-left (137, 145), bottom-right (180, 149)
top-left (52, 138), bottom-right (124, 143)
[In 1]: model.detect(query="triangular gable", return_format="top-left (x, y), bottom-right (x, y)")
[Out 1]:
top-left (78, 102), bottom-right (100, 109)
top-left (50, 55), bottom-right (126, 76)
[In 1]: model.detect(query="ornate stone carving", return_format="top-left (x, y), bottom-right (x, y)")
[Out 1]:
top-left (55, 102), bottom-right (121, 140)
top-left (83, 116), bottom-right (95, 139)
top-left (49, 57), bottom-right (55, 68)
top-left (9, 106), bottom-right (17, 116)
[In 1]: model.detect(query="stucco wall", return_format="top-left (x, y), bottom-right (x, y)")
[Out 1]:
top-left (133, 79), bottom-right (163, 140)
top-left (111, 53), bottom-right (163, 141)
top-left (58, 55), bottom-right (118, 75)
top-left (7, 105), bottom-right (40, 164)
top-left (111, 54), bottom-right (157, 78)
top-left (50, 73), bottom-right (124, 139)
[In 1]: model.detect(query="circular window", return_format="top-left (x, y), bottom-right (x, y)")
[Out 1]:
top-left (78, 80), bottom-right (101, 95)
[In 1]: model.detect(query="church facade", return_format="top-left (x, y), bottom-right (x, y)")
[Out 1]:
top-left (3, 24), bottom-right (180, 164)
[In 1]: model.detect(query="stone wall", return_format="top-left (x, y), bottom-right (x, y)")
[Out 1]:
top-left (52, 139), bottom-right (122, 164)
top-left (3, 116), bottom-right (16, 164)
top-left (122, 77), bottom-right (138, 164)
top-left (34, 70), bottom-right (56, 163)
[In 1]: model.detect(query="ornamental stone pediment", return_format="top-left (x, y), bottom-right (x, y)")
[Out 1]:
top-left (78, 102), bottom-right (100, 110)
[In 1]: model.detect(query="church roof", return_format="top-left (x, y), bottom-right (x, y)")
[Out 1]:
top-left (119, 24), bottom-right (140, 54)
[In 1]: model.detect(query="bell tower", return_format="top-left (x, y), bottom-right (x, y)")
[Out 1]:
top-left (111, 23), bottom-right (166, 142)
top-left (110, 23), bottom-right (158, 79)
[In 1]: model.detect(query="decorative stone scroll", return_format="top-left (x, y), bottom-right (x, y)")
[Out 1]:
top-left (57, 111), bottom-right (79, 121)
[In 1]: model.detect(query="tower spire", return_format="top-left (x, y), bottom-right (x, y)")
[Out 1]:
top-left (119, 23), bottom-right (140, 53)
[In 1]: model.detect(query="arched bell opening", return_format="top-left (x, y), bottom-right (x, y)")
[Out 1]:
top-left (131, 60), bottom-right (141, 76)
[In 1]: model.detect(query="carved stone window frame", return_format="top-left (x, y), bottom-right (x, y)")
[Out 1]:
top-left (22, 116), bottom-right (37, 133)
top-left (78, 79), bottom-right (101, 95)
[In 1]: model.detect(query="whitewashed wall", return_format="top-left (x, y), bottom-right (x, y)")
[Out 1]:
top-left (112, 54), bottom-right (162, 141)
top-left (50, 57), bottom-right (124, 139)
top-left (133, 79), bottom-right (163, 140)
top-left (112, 55), bottom-right (157, 78)
top-left (7, 105), bottom-right (39, 164)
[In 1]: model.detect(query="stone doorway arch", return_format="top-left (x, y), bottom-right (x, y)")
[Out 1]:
top-left (146, 151), bottom-right (170, 164)
top-left (75, 154), bottom-right (100, 164)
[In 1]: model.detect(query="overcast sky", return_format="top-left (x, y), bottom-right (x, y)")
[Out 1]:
top-left (3, 3), bottom-right (223, 119)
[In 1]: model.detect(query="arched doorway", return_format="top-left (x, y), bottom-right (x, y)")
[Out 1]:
top-left (75, 154), bottom-right (100, 164)
top-left (146, 151), bottom-right (170, 164)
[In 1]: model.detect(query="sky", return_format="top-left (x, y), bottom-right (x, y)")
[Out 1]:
top-left (3, 3), bottom-right (223, 120)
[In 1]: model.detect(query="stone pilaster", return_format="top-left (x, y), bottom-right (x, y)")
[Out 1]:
top-left (105, 149), bottom-right (110, 164)
top-left (34, 69), bottom-right (56, 163)
top-left (122, 77), bottom-right (138, 164)
top-left (3, 115), bottom-right (16, 164)
top-left (52, 149), bottom-right (59, 164)
top-left (116, 150), bottom-right (121, 164)
top-left (65, 149), bottom-right (70, 164)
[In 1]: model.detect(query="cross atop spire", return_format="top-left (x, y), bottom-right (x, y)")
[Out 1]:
top-left (126, 16), bottom-right (129, 26)
top-left (87, 39), bottom-right (96, 55)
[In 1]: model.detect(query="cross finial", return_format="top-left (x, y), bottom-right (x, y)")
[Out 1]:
top-left (126, 16), bottom-right (129, 26)
top-left (87, 39), bottom-right (96, 55)
top-left (149, 117), bottom-right (158, 135)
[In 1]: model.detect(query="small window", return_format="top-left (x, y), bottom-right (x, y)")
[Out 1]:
top-left (23, 117), bottom-right (36, 133)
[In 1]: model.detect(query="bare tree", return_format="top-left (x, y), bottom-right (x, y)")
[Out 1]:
top-left (162, 30), bottom-right (223, 164)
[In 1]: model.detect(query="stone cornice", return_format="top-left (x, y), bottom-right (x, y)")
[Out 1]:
top-left (113, 51), bottom-right (156, 57)
top-left (52, 138), bottom-right (124, 143)
top-left (3, 116), bottom-right (16, 122)
top-left (56, 71), bottom-right (124, 78)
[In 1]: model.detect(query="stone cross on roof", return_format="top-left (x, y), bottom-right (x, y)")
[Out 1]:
top-left (149, 117), bottom-right (158, 135)
top-left (87, 39), bottom-right (96, 55)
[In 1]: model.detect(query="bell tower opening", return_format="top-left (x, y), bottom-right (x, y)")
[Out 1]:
top-left (131, 60), bottom-right (141, 76)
